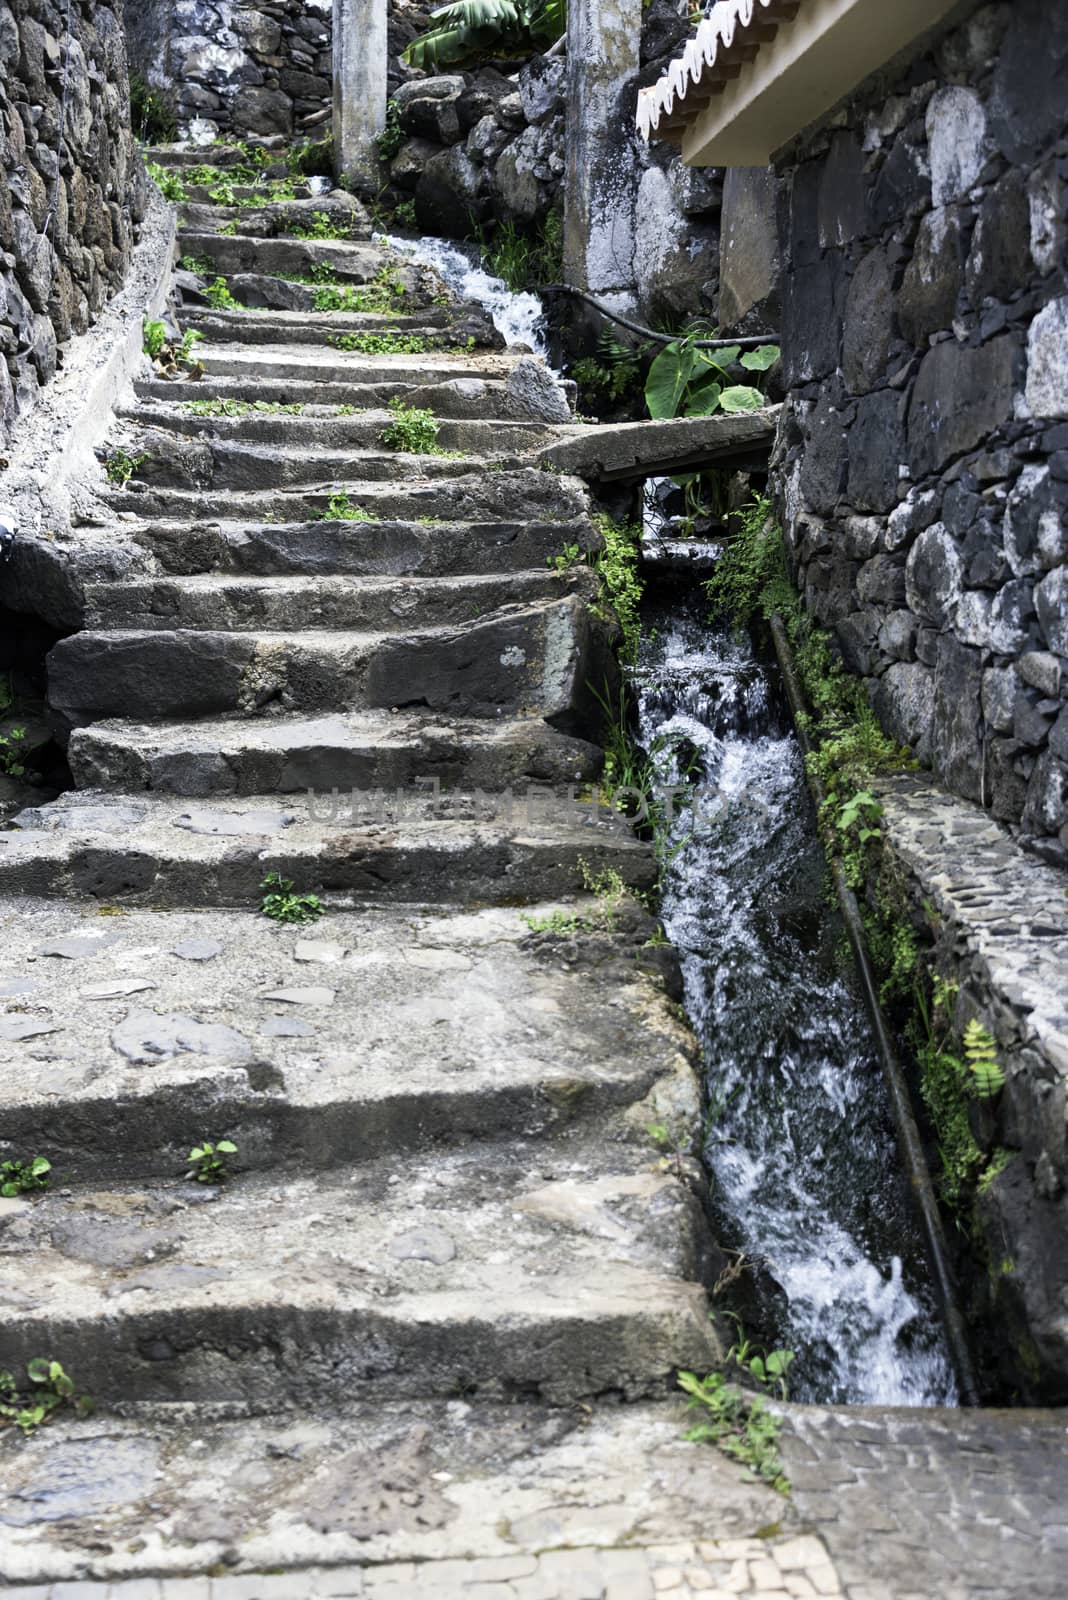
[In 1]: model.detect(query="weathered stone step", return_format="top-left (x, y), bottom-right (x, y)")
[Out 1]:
top-left (47, 595), bottom-right (613, 726)
top-left (0, 898), bottom-right (675, 1183)
top-left (105, 463), bottom-right (591, 536)
top-left (184, 307), bottom-right (478, 349)
top-left (175, 231), bottom-right (400, 282)
top-left (123, 423), bottom-right (551, 490)
top-left (0, 1397), bottom-right (776, 1587)
top-left (177, 191), bottom-right (370, 240)
top-left (68, 708), bottom-right (602, 796)
top-left (0, 1135), bottom-right (718, 1406)
top-left (83, 569), bottom-right (590, 634)
top-left (133, 371), bottom-right (560, 419)
top-left (192, 339), bottom-right (520, 386)
top-left (110, 451), bottom-right (503, 500)
top-left (213, 268), bottom-right (457, 317)
top-left (0, 788), bottom-right (651, 907)
top-left (149, 143), bottom-right (276, 170)
top-left (131, 510), bottom-right (598, 581)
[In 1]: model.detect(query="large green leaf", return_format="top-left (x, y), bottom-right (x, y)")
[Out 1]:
top-left (644, 342), bottom-right (696, 419)
top-left (683, 373), bottom-right (722, 417)
top-left (696, 344), bottom-right (740, 374)
top-left (718, 385), bottom-right (765, 413)
top-left (739, 344), bottom-right (781, 371)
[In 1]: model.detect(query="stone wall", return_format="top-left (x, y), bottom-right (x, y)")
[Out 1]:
top-left (0, 0), bottom-right (142, 446)
top-left (131, 0), bottom-right (334, 143)
top-left (771, 0), bottom-right (1068, 861)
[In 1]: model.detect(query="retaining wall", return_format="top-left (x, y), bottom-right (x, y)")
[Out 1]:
top-left (0, 0), bottom-right (144, 446)
top-left (771, 0), bottom-right (1068, 861)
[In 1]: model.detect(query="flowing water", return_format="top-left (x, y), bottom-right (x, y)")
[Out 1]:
top-left (635, 572), bottom-right (958, 1406)
top-left (381, 234), bottom-right (550, 356)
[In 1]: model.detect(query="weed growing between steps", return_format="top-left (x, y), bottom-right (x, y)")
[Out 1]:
top-left (0, 722), bottom-right (26, 777)
top-left (143, 319), bottom-right (203, 379)
top-left (311, 264), bottom-right (407, 314)
top-left (186, 1140), bottom-right (238, 1185)
top-left (260, 871), bottom-right (324, 925)
top-left (678, 1371), bottom-right (790, 1494)
top-left (204, 277), bottom-right (243, 311)
top-left (0, 1155), bottom-right (50, 1196)
top-left (318, 492), bottom-right (372, 521)
top-left (1, 1360), bottom-right (93, 1434)
top-left (293, 210), bottom-right (361, 242)
top-left (179, 399), bottom-right (307, 418)
top-left (103, 447), bottom-right (146, 486)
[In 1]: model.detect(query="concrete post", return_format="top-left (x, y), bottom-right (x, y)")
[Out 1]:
top-left (332, 0), bottom-right (388, 191)
top-left (563, 0), bottom-right (643, 305)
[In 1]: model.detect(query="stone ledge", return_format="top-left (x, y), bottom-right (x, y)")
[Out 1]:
top-left (536, 409), bottom-right (780, 482)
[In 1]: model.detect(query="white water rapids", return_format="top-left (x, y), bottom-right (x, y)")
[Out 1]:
top-left (379, 233), bottom-right (550, 357)
top-left (635, 581), bottom-right (959, 1405)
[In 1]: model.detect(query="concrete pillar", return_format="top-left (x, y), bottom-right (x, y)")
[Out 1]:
top-left (563, 0), bottom-right (642, 305)
top-left (332, 0), bottom-right (388, 191)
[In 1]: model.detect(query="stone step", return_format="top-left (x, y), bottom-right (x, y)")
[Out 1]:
top-left (0, 1397), bottom-right (777, 1587)
top-left (192, 339), bottom-right (521, 386)
top-left (133, 372), bottom-right (555, 419)
top-left (122, 423), bottom-right (551, 490)
top-left (174, 231), bottom-right (400, 282)
top-left (110, 450), bottom-right (505, 499)
top-left (0, 1136), bottom-right (718, 1407)
top-left (0, 898), bottom-right (677, 1184)
top-left (177, 192), bottom-right (371, 241)
top-left (130, 510), bottom-right (598, 580)
top-left (184, 307), bottom-right (460, 342)
top-left (83, 569), bottom-right (591, 634)
top-left (149, 143), bottom-right (276, 170)
top-left (0, 788), bottom-right (651, 907)
top-left (46, 595), bottom-right (614, 726)
top-left (67, 708), bottom-right (602, 796)
top-left (208, 268), bottom-right (456, 317)
top-left (104, 463), bottom-right (591, 537)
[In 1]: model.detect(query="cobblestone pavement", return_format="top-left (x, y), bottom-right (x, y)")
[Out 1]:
top-left (781, 1405), bottom-right (1068, 1600)
top-left (0, 1537), bottom-right (843, 1599)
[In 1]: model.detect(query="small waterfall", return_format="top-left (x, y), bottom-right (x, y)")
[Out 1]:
top-left (379, 234), bottom-right (550, 357)
top-left (635, 579), bottom-right (958, 1406)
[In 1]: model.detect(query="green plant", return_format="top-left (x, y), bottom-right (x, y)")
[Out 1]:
top-left (180, 254), bottom-right (214, 274)
top-left (293, 210), bottom-right (358, 241)
top-left (319, 491), bottom-right (373, 521)
top-left (377, 98), bottom-right (406, 161)
top-left (677, 1371), bottom-right (790, 1494)
top-left (143, 318), bottom-right (168, 359)
top-left (260, 870), bottom-right (324, 925)
top-left (404, 0), bottom-right (564, 70)
top-left (0, 1156), bottom-right (51, 1197)
top-left (185, 1139), bottom-right (238, 1185)
top-left (130, 73), bottom-right (178, 144)
top-left (0, 724), bottom-right (26, 778)
top-left (592, 513), bottom-right (642, 664)
top-left (723, 1314), bottom-right (795, 1400)
top-left (179, 398), bottom-right (306, 418)
top-left (104, 447), bottom-right (147, 486)
top-left (522, 908), bottom-right (583, 935)
top-left (480, 212), bottom-right (563, 294)
top-left (146, 161), bottom-right (188, 203)
top-left (329, 330), bottom-right (430, 354)
top-left (394, 197), bottom-right (418, 230)
top-left (313, 264), bottom-right (406, 314)
top-left (288, 135), bottom-right (335, 179)
top-left (547, 542), bottom-right (583, 575)
top-left (962, 1019), bottom-right (1005, 1100)
top-left (645, 336), bottom-right (778, 420)
top-left (0, 1360), bottom-right (93, 1434)
top-left (381, 397), bottom-right (441, 453)
top-left (204, 276), bottom-right (242, 311)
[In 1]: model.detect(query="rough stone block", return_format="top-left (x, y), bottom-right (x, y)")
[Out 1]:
top-left (908, 336), bottom-right (1017, 478)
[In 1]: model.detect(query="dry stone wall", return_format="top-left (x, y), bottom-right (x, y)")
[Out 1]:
top-left (131, 0), bottom-right (334, 142)
top-left (0, 0), bottom-right (143, 444)
top-left (771, 0), bottom-right (1068, 862)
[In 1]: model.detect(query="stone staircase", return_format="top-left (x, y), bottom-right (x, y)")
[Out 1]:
top-left (0, 150), bottom-right (741, 1589)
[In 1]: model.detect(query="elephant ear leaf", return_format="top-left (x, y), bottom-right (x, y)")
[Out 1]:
top-left (645, 342), bottom-right (696, 419)
top-left (683, 373), bottom-right (722, 417)
top-left (718, 385), bottom-right (765, 413)
top-left (739, 343), bottom-right (780, 371)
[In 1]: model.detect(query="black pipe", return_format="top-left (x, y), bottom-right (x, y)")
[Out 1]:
top-left (543, 284), bottom-right (780, 350)
top-left (769, 612), bottom-right (982, 1409)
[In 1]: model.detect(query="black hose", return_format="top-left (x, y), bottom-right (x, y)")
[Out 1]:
top-left (769, 612), bottom-right (982, 1409)
top-left (543, 284), bottom-right (780, 350)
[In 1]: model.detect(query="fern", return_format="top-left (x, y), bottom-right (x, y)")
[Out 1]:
top-left (963, 1020), bottom-right (1004, 1100)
